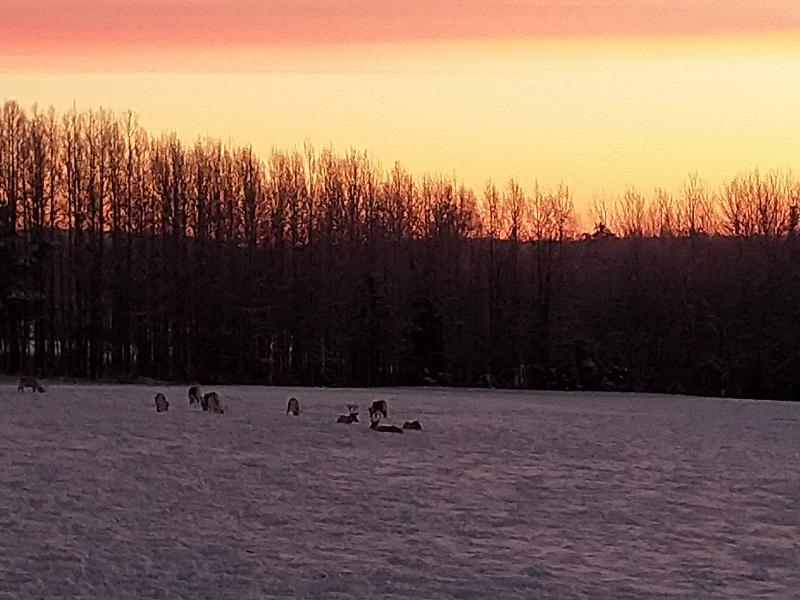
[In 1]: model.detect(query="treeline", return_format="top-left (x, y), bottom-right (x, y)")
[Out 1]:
top-left (1, 101), bottom-right (799, 399)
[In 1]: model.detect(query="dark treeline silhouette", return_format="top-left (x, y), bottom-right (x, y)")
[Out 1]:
top-left (1, 101), bottom-right (799, 399)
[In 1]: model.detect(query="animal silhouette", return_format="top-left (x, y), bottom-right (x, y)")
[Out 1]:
top-left (154, 393), bottom-right (170, 413)
top-left (188, 386), bottom-right (201, 405)
top-left (17, 376), bottom-right (45, 393)
top-left (370, 419), bottom-right (403, 434)
top-left (368, 399), bottom-right (388, 420)
top-left (203, 392), bottom-right (225, 414)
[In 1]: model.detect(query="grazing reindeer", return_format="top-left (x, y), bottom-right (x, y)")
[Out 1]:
top-left (286, 397), bottom-right (301, 416)
top-left (154, 393), bottom-right (170, 413)
top-left (188, 386), bottom-right (201, 406)
top-left (17, 376), bottom-right (45, 393)
top-left (368, 399), bottom-right (388, 420)
top-left (204, 392), bottom-right (225, 414)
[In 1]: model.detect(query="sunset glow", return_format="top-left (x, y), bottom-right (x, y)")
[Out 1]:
top-left (2, 1), bottom-right (800, 207)
top-left (4, 1), bottom-right (800, 50)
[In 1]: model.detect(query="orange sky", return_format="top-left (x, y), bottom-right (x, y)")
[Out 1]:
top-left (3, 1), bottom-right (800, 50)
top-left (2, 1), bottom-right (800, 208)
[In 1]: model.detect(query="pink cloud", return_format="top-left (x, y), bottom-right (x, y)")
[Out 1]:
top-left (2, 0), bottom-right (799, 52)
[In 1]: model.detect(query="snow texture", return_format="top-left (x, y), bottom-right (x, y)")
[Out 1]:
top-left (1, 385), bottom-right (798, 599)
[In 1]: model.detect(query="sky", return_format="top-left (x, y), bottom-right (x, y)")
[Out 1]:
top-left (2, 1), bottom-right (800, 205)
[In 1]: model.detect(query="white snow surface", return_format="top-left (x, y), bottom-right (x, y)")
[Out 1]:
top-left (1, 385), bottom-right (798, 599)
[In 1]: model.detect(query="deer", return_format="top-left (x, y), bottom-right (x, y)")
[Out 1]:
top-left (154, 393), bottom-right (170, 413)
top-left (369, 418), bottom-right (403, 434)
top-left (286, 397), bottom-right (301, 416)
top-left (203, 392), bottom-right (225, 414)
top-left (369, 409), bottom-right (403, 433)
top-left (17, 376), bottom-right (45, 393)
top-left (188, 386), bottom-right (201, 406)
top-left (368, 399), bottom-right (388, 420)
top-left (337, 403), bottom-right (360, 423)
top-left (402, 410), bottom-right (423, 431)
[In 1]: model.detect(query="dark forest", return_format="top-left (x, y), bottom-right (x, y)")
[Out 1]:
top-left (1, 102), bottom-right (799, 400)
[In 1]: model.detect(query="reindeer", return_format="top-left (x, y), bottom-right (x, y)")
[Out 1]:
top-left (188, 386), bottom-right (201, 406)
top-left (369, 409), bottom-right (403, 433)
top-left (337, 403), bottom-right (359, 423)
top-left (286, 397), bottom-right (301, 416)
top-left (204, 392), bottom-right (225, 414)
top-left (154, 393), bottom-right (170, 413)
top-left (402, 410), bottom-right (423, 431)
top-left (17, 376), bottom-right (45, 393)
top-left (368, 399), bottom-right (388, 420)
top-left (369, 419), bottom-right (403, 434)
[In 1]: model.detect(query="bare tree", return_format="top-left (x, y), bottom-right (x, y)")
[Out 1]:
top-left (502, 178), bottom-right (526, 242)
top-left (2, 100), bottom-right (800, 399)
top-left (646, 188), bottom-right (676, 237)
top-left (679, 172), bottom-right (716, 236)
top-left (614, 187), bottom-right (646, 237)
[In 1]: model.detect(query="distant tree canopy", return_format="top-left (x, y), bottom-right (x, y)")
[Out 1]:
top-left (1, 101), bottom-right (800, 400)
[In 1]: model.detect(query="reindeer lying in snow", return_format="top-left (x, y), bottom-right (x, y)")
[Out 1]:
top-left (154, 393), bottom-right (170, 413)
top-left (369, 409), bottom-right (403, 433)
top-left (188, 386), bottom-right (201, 406)
top-left (17, 376), bottom-right (45, 393)
top-left (337, 403), bottom-right (359, 424)
top-left (286, 397), bottom-right (301, 416)
top-left (369, 418), bottom-right (403, 434)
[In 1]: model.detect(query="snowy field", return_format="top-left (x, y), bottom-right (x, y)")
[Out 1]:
top-left (1, 384), bottom-right (798, 599)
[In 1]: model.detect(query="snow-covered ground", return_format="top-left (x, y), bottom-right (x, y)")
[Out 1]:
top-left (1, 384), bottom-right (798, 599)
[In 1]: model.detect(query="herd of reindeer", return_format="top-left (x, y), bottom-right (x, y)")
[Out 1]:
top-left (292, 395), bottom-right (422, 432)
top-left (178, 387), bottom-right (422, 433)
top-left (16, 375), bottom-right (422, 433)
